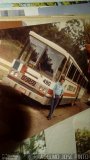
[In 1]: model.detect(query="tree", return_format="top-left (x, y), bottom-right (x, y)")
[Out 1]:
top-left (57, 19), bottom-right (88, 77)
top-left (83, 20), bottom-right (90, 81)
top-left (30, 49), bottom-right (38, 62)
top-left (75, 128), bottom-right (90, 156)
top-left (83, 19), bottom-right (90, 44)
top-left (58, 19), bottom-right (85, 54)
top-left (38, 49), bottom-right (53, 74)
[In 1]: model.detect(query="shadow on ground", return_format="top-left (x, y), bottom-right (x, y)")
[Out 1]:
top-left (0, 84), bottom-right (31, 153)
top-left (0, 84), bottom-right (89, 153)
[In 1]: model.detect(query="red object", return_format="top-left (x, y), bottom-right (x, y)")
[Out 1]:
top-left (47, 89), bottom-right (53, 95)
top-left (21, 65), bottom-right (27, 73)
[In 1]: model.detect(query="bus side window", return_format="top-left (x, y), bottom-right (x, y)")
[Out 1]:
top-left (67, 64), bottom-right (76, 80)
top-left (58, 57), bottom-right (67, 72)
top-left (63, 60), bottom-right (71, 75)
top-left (78, 74), bottom-right (83, 85)
top-left (81, 78), bottom-right (86, 88)
top-left (29, 49), bottom-right (39, 62)
top-left (55, 57), bottom-right (67, 80)
top-left (73, 69), bottom-right (80, 83)
top-left (82, 79), bottom-right (86, 88)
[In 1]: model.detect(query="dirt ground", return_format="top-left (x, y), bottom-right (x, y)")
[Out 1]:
top-left (26, 99), bottom-right (89, 137)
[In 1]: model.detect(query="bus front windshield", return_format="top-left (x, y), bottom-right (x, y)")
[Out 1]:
top-left (28, 36), bottom-right (66, 79)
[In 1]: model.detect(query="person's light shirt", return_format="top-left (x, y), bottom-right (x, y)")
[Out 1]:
top-left (52, 81), bottom-right (64, 96)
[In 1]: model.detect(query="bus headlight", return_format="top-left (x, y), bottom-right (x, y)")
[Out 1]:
top-left (39, 87), bottom-right (43, 91)
top-left (39, 86), bottom-right (47, 94)
top-left (43, 89), bottom-right (47, 94)
top-left (10, 71), bottom-right (18, 77)
top-left (10, 70), bottom-right (15, 75)
top-left (14, 72), bottom-right (18, 77)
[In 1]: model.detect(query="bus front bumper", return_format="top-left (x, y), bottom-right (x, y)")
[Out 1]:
top-left (2, 76), bottom-right (51, 105)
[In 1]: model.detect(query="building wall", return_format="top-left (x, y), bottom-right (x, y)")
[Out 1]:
top-left (0, 21), bottom-right (22, 29)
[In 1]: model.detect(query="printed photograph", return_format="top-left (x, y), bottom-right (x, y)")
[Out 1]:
top-left (73, 109), bottom-right (90, 159)
top-left (0, 16), bottom-right (90, 153)
top-left (1, 130), bottom-right (47, 160)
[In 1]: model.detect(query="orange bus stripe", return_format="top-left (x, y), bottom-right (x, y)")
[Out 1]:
top-left (63, 92), bottom-right (75, 97)
top-left (65, 78), bottom-right (77, 87)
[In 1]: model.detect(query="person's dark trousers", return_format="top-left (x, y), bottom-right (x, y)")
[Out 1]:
top-left (47, 95), bottom-right (60, 119)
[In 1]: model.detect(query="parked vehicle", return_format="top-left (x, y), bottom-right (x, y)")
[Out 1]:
top-left (3, 31), bottom-right (88, 105)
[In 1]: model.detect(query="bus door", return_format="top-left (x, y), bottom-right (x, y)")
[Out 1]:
top-left (62, 58), bottom-right (72, 78)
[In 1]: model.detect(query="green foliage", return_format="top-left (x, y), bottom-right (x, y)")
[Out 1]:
top-left (61, 1), bottom-right (71, 5)
top-left (12, 3), bottom-right (22, 7)
top-left (12, 2), bottom-right (58, 7)
top-left (30, 19), bottom-right (85, 59)
top-left (30, 2), bottom-right (57, 6)
top-left (75, 128), bottom-right (90, 155)
top-left (12, 1), bottom-right (90, 7)
top-left (61, 0), bottom-right (90, 5)
top-left (83, 20), bottom-right (90, 44)
top-left (14, 131), bottom-right (47, 159)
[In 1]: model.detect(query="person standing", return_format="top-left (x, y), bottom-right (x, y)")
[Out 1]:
top-left (47, 76), bottom-right (65, 120)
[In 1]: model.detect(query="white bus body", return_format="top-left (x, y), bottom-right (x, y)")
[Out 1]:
top-left (3, 31), bottom-right (88, 105)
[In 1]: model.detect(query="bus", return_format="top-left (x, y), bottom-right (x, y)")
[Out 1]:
top-left (0, 58), bottom-right (11, 82)
top-left (3, 31), bottom-right (88, 105)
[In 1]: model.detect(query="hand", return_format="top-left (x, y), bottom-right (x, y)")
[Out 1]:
top-left (59, 95), bottom-right (61, 98)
